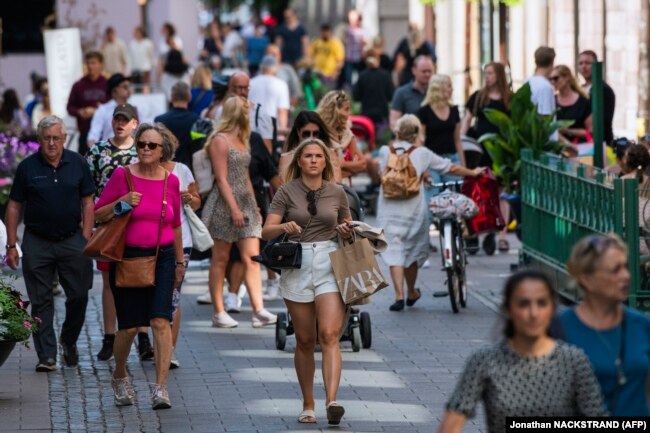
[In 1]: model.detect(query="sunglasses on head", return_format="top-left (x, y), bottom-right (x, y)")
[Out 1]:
top-left (136, 141), bottom-right (162, 150)
top-left (583, 235), bottom-right (618, 255)
top-left (306, 190), bottom-right (317, 216)
top-left (300, 130), bottom-right (321, 139)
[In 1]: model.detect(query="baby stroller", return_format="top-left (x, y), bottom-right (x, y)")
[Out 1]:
top-left (275, 308), bottom-right (372, 352)
top-left (459, 136), bottom-right (493, 255)
top-left (350, 115), bottom-right (376, 153)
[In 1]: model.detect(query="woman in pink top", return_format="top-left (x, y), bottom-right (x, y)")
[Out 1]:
top-left (94, 123), bottom-right (183, 410)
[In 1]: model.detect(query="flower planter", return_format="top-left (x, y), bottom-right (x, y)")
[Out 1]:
top-left (0, 340), bottom-right (16, 367)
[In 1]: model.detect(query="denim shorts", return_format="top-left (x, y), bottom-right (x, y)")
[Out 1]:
top-left (280, 240), bottom-right (339, 303)
top-left (110, 244), bottom-right (175, 329)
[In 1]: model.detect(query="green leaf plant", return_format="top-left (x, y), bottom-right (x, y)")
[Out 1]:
top-left (478, 82), bottom-right (573, 193)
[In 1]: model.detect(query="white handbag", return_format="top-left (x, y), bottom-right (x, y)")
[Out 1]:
top-left (192, 149), bottom-right (214, 197)
top-left (184, 204), bottom-right (214, 252)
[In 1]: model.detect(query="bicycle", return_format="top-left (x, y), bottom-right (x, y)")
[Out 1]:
top-left (429, 180), bottom-right (469, 313)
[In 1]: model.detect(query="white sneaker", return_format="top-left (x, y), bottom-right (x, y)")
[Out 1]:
top-left (422, 259), bottom-right (431, 269)
top-left (196, 291), bottom-right (212, 305)
top-left (263, 279), bottom-right (280, 301)
top-left (252, 308), bottom-right (277, 328)
top-left (212, 312), bottom-right (239, 328)
top-left (224, 293), bottom-right (242, 313)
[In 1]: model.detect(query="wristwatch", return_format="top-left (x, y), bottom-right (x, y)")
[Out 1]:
top-left (175, 261), bottom-right (185, 267)
top-left (5, 244), bottom-right (16, 249)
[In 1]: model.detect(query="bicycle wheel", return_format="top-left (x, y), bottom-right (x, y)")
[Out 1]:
top-left (457, 234), bottom-right (468, 308)
top-left (446, 268), bottom-right (460, 313)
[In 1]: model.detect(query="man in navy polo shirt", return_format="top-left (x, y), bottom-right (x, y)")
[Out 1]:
top-left (389, 55), bottom-right (434, 129)
top-left (5, 115), bottom-right (95, 372)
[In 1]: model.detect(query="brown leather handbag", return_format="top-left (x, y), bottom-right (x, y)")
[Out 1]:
top-left (83, 167), bottom-right (136, 261)
top-left (115, 169), bottom-right (168, 288)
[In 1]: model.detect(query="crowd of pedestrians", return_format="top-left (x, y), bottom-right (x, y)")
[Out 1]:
top-left (2, 6), bottom-right (650, 430)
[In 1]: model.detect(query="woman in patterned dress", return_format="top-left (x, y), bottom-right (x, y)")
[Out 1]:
top-left (86, 104), bottom-right (154, 362)
top-left (439, 269), bottom-right (607, 433)
top-left (201, 96), bottom-right (276, 329)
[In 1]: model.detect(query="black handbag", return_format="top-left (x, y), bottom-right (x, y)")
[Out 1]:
top-left (252, 233), bottom-right (302, 272)
top-left (253, 217), bottom-right (312, 272)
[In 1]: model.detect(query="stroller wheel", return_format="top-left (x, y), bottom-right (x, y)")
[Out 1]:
top-left (482, 233), bottom-right (496, 256)
top-left (351, 326), bottom-right (361, 352)
top-left (360, 312), bottom-right (371, 349)
top-left (276, 312), bottom-right (288, 351)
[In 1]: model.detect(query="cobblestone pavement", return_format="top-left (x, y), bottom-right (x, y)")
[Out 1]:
top-left (0, 229), bottom-right (520, 433)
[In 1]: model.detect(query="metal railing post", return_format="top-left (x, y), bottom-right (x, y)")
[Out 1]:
top-left (592, 61), bottom-right (605, 168)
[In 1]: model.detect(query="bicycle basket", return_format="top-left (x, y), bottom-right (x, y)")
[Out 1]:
top-left (429, 191), bottom-right (479, 220)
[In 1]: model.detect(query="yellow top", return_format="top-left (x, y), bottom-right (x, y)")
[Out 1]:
top-left (308, 38), bottom-right (345, 78)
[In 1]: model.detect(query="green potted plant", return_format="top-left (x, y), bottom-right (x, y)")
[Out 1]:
top-left (0, 274), bottom-right (39, 366)
top-left (478, 83), bottom-right (571, 238)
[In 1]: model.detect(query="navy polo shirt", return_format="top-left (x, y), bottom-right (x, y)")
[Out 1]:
top-left (154, 107), bottom-right (200, 166)
top-left (390, 82), bottom-right (426, 116)
top-left (10, 149), bottom-right (95, 239)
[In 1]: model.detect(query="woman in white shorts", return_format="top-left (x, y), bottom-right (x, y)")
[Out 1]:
top-left (262, 138), bottom-right (353, 426)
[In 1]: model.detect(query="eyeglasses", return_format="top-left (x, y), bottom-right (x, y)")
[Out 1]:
top-left (306, 190), bottom-right (317, 216)
top-left (41, 135), bottom-right (65, 143)
top-left (136, 141), bottom-right (162, 150)
top-left (300, 130), bottom-right (321, 139)
top-left (549, 76), bottom-right (560, 82)
top-left (232, 85), bottom-right (249, 93)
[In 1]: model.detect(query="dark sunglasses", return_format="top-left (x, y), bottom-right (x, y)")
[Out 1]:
top-left (306, 190), bottom-right (317, 216)
top-left (300, 130), bottom-right (321, 139)
top-left (136, 141), bottom-right (162, 150)
top-left (584, 235), bottom-right (617, 255)
top-left (549, 76), bottom-right (560, 82)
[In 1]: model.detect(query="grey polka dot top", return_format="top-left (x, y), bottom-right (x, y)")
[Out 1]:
top-left (446, 341), bottom-right (607, 433)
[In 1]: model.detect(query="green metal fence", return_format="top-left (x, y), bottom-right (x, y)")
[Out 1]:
top-left (520, 149), bottom-right (650, 311)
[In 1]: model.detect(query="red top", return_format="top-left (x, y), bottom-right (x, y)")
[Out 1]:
top-left (95, 167), bottom-right (181, 248)
top-left (66, 75), bottom-right (108, 137)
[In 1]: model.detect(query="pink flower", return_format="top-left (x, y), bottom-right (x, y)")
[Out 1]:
top-left (18, 301), bottom-right (24, 308)
top-left (23, 321), bottom-right (32, 328)
top-left (0, 177), bottom-right (12, 187)
top-left (34, 316), bottom-right (42, 323)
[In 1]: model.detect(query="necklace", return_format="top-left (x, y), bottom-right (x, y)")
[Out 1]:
top-left (593, 315), bottom-right (627, 387)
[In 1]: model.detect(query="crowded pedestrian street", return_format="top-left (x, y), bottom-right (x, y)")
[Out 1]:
top-left (0, 227), bottom-right (518, 433)
top-left (2, 1), bottom-right (650, 432)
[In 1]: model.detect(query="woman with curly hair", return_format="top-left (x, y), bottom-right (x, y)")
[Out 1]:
top-left (94, 122), bottom-right (184, 409)
top-left (316, 90), bottom-right (366, 180)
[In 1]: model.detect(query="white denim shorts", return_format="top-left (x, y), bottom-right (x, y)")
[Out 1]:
top-left (280, 240), bottom-right (339, 303)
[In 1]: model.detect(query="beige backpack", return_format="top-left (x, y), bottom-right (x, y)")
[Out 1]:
top-left (381, 144), bottom-right (420, 199)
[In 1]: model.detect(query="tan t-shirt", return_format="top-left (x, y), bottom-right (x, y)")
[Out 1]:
top-left (269, 179), bottom-right (351, 242)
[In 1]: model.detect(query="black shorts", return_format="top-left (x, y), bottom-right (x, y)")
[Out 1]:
top-left (110, 245), bottom-right (175, 329)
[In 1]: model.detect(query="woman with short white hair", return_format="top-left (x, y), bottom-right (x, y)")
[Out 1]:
top-left (378, 114), bottom-right (482, 312)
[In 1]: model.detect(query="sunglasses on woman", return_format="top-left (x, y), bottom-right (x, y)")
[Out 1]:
top-left (549, 76), bottom-right (560, 82)
top-left (136, 141), bottom-right (162, 150)
top-left (300, 130), bottom-right (321, 139)
top-left (306, 190), bottom-right (318, 216)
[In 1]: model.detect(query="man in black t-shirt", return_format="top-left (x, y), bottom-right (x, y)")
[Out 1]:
top-left (5, 116), bottom-right (95, 372)
top-left (578, 50), bottom-right (616, 145)
top-left (353, 55), bottom-right (394, 130)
